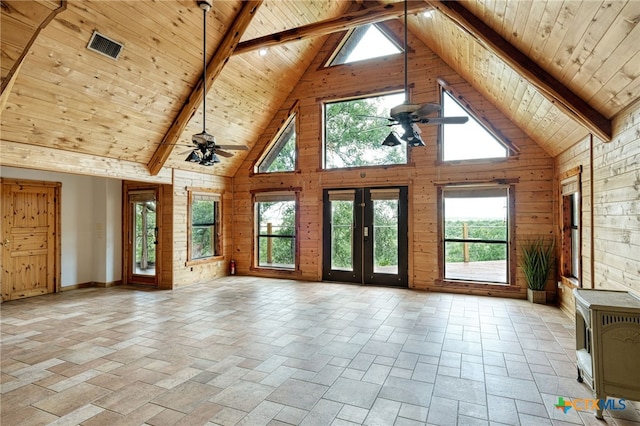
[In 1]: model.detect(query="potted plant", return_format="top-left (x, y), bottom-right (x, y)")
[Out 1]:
top-left (521, 236), bottom-right (555, 304)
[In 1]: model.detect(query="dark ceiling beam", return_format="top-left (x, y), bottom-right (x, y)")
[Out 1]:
top-left (429, 0), bottom-right (611, 142)
top-left (233, 1), bottom-right (431, 56)
top-left (147, 0), bottom-right (263, 176)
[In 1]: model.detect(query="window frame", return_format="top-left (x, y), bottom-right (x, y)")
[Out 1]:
top-left (560, 167), bottom-right (582, 287)
top-left (322, 91), bottom-right (408, 170)
top-left (186, 189), bottom-right (222, 266)
top-left (325, 23), bottom-right (403, 67)
top-left (437, 80), bottom-right (519, 164)
top-left (252, 189), bottom-right (300, 272)
top-left (254, 110), bottom-right (298, 174)
top-left (436, 182), bottom-right (517, 287)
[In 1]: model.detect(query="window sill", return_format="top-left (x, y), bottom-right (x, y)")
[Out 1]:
top-left (185, 255), bottom-right (224, 267)
top-left (317, 162), bottom-right (416, 173)
top-left (435, 156), bottom-right (513, 167)
top-left (251, 267), bottom-right (300, 275)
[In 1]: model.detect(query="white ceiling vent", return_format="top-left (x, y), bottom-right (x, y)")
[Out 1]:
top-left (87, 31), bottom-right (123, 60)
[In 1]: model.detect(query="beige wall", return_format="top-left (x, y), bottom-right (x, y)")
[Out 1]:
top-left (232, 23), bottom-right (555, 299)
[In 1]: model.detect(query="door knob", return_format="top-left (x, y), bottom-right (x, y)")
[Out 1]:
top-left (2, 239), bottom-right (9, 247)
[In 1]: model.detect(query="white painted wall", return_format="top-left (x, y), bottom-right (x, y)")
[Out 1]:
top-left (0, 166), bottom-right (122, 287)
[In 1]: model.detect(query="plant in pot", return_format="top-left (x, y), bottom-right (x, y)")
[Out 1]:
top-left (521, 236), bottom-right (555, 304)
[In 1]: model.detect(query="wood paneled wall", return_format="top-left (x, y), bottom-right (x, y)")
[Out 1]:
top-left (555, 99), bottom-right (640, 312)
top-left (554, 136), bottom-right (593, 315)
top-left (592, 102), bottom-right (640, 295)
top-left (232, 21), bottom-right (555, 298)
top-left (171, 170), bottom-right (232, 288)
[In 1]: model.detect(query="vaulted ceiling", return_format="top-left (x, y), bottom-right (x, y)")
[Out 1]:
top-left (2, 1), bottom-right (639, 178)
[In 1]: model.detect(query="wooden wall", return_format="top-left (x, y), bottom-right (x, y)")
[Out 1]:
top-left (593, 102), bottom-right (640, 294)
top-left (555, 100), bottom-right (640, 313)
top-left (172, 170), bottom-right (232, 288)
top-left (554, 136), bottom-right (593, 315)
top-left (232, 21), bottom-right (555, 299)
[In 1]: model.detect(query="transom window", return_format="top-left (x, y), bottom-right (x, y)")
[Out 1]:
top-left (255, 114), bottom-right (297, 173)
top-left (441, 185), bottom-right (512, 284)
top-left (441, 91), bottom-right (508, 162)
top-left (324, 92), bottom-right (406, 169)
top-left (328, 24), bottom-right (401, 66)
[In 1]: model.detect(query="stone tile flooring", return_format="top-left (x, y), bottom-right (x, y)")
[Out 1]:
top-left (1, 277), bottom-right (639, 425)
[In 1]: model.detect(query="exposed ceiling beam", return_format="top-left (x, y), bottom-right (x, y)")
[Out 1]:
top-left (429, 0), bottom-right (611, 142)
top-left (233, 1), bottom-right (431, 56)
top-left (147, 0), bottom-right (263, 176)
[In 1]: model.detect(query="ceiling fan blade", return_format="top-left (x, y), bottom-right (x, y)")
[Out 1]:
top-left (216, 150), bottom-right (234, 158)
top-left (216, 144), bottom-right (248, 151)
top-left (356, 114), bottom-right (394, 121)
top-left (421, 116), bottom-right (469, 125)
top-left (178, 149), bottom-right (194, 155)
top-left (362, 124), bottom-right (395, 132)
top-left (414, 103), bottom-right (441, 117)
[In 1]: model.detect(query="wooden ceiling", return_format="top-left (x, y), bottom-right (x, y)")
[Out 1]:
top-left (2, 0), bottom-right (639, 178)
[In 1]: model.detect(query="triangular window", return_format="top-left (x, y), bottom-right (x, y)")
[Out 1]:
top-left (442, 91), bottom-right (509, 161)
top-left (329, 24), bottom-right (402, 66)
top-left (256, 114), bottom-right (297, 173)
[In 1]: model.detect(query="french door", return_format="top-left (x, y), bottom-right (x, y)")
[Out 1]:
top-left (322, 187), bottom-right (408, 287)
top-left (125, 188), bottom-right (159, 286)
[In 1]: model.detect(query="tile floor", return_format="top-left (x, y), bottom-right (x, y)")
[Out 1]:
top-left (1, 277), bottom-right (639, 426)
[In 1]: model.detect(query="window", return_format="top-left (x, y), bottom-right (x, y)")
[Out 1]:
top-left (254, 191), bottom-right (297, 270)
top-left (441, 185), bottom-right (512, 284)
top-left (561, 171), bottom-right (581, 284)
top-left (256, 114), bottom-right (297, 173)
top-left (188, 191), bottom-right (221, 262)
top-left (441, 90), bottom-right (508, 161)
top-left (324, 92), bottom-right (406, 169)
top-left (328, 24), bottom-right (401, 66)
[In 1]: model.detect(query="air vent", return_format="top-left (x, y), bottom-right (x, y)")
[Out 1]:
top-left (87, 31), bottom-right (123, 60)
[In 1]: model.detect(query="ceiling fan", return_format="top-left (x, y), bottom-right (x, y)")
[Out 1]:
top-left (380, 0), bottom-right (469, 147)
top-left (185, 0), bottom-right (248, 166)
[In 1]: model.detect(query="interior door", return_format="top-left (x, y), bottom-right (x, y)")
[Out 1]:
top-left (1, 179), bottom-right (59, 301)
top-left (126, 189), bottom-right (158, 286)
top-left (323, 187), bottom-right (408, 287)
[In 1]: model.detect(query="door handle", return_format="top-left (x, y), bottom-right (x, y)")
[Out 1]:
top-left (2, 239), bottom-right (9, 248)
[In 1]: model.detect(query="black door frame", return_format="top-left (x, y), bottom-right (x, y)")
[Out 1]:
top-left (322, 186), bottom-right (408, 287)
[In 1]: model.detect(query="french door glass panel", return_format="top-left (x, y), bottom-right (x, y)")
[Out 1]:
top-left (331, 199), bottom-right (354, 271)
top-left (372, 198), bottom-right (399, 274)
top-left (132, 200), bottom-right (157, 276)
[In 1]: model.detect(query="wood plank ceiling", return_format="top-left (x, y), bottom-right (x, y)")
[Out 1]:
top-left (1, 0), bottom-right (639, 177)
top-left (409, 0), bottom-right (640, 155)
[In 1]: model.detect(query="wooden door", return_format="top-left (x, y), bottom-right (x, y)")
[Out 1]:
top-left (1, 179), bottom-right (60, 301)
top-left (123, 185), bottom-right (160, 287)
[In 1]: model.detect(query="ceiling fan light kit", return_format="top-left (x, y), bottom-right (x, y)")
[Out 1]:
top-left (382, 132), bottom-right (403, 147)
top-left (184, 0), bottom-right (246, 166)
